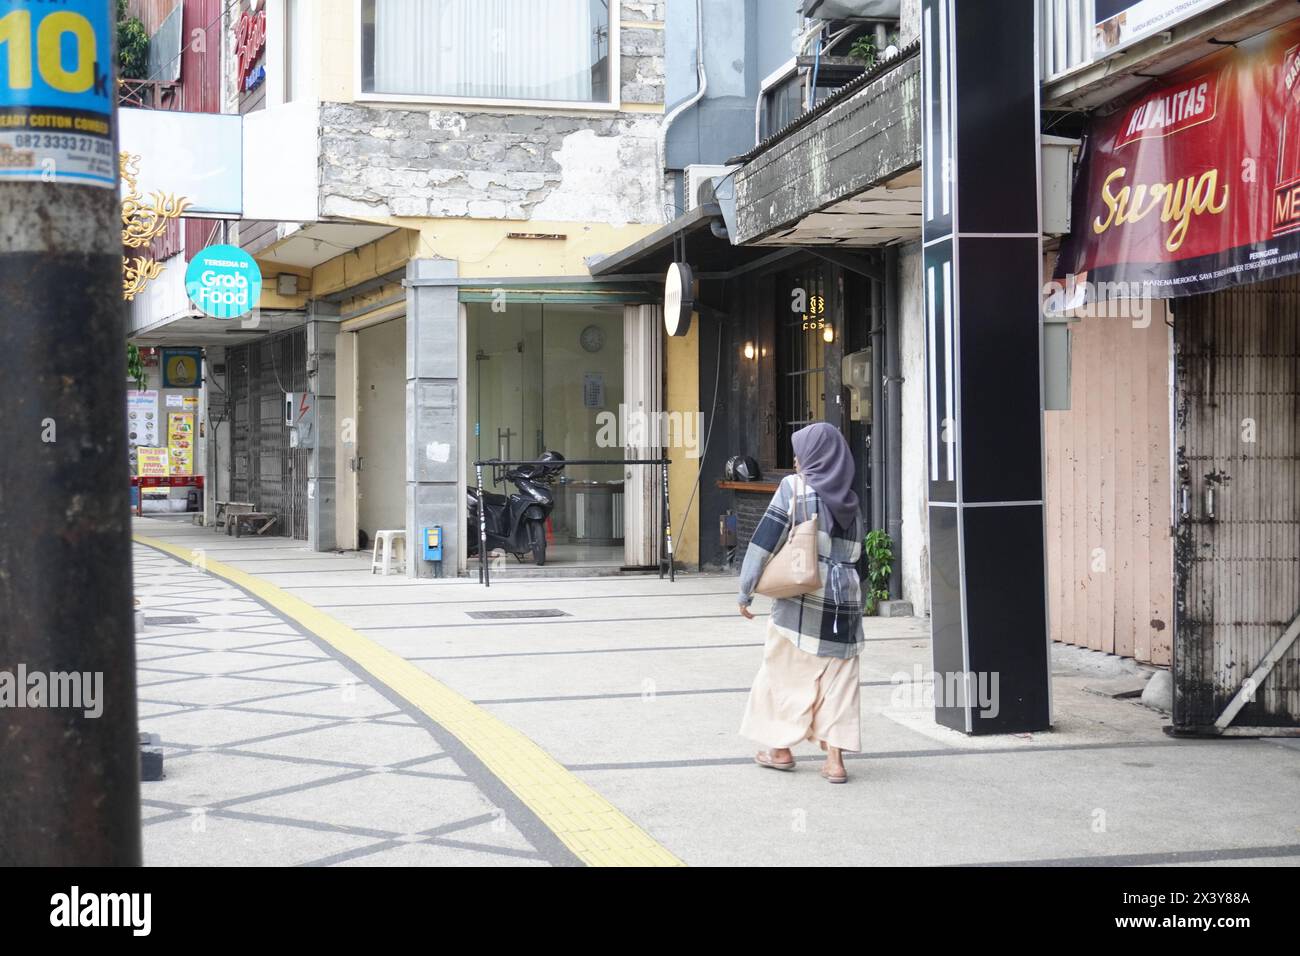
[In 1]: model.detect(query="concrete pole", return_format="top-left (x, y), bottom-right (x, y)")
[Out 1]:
top-left (0, 1), bottom-right (141, 864)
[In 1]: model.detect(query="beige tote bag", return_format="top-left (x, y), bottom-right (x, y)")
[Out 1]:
top-left (755, 476), bottom-right (822, 599)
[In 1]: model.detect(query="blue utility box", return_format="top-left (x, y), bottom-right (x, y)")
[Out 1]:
top-left (422, 526), bottom-right (443, 561)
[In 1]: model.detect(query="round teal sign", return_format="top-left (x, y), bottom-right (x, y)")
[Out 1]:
top-left (185, 245), bottom-right (263, 319)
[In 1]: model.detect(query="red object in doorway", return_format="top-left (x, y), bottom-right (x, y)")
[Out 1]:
top-left (546, 517), bottom-right (554, 544)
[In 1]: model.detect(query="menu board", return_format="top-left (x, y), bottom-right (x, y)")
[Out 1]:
top-left (167, 412), bottom-right (195, 476)
top-left (137, 447), bottom-right (169, 478)
top-left (126, 390), bottom-right (160, 477)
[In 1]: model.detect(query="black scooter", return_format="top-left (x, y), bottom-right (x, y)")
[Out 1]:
top-left (467, 452), bottom-right (565, 566)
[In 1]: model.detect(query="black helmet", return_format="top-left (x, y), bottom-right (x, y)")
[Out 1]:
top-left (538, 450), bottom-right (566, 476)
top-left (725, 455), bottom-right (761, 481)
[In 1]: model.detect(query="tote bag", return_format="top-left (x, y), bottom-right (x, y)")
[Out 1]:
top-left (755, 476), bottom-right (822, 599)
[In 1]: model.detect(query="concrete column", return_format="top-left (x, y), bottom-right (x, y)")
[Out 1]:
top-left (405, 258), bottom-right (460, 577)
top-left (308, 304), bottom-right (340, 552)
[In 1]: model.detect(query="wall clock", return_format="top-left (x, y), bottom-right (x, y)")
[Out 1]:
top-left (580, 324), bottom-right (605, 353)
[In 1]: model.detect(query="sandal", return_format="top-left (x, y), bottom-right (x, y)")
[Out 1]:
top-left (755, 751), bottom-right (796, 772)
top-left (820, 765), bottom-right (848, 784)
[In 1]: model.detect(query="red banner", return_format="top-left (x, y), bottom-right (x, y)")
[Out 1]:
top-left (1056, 20), bottom-right (1300, 298)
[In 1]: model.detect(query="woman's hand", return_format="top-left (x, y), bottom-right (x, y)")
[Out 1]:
top-left (738, 603), bottom-right (754, 620)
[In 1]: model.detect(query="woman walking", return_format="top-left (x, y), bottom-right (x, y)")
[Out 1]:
top-left (737, 422), bottom-right (865, 783)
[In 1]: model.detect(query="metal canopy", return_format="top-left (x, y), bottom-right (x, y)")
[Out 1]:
top-left (587, 203), bottom-right (786, 280)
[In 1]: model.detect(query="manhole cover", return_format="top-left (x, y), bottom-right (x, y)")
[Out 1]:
top-left (465, 609), bottom-right (571, 620)
top-left (144, 615), bottom-right (199, 626)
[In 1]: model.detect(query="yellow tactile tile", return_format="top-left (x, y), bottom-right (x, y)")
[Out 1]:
top-left (133, 533), bottom-right (685, 868)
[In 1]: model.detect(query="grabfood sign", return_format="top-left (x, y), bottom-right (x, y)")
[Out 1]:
top-left (186, 244), bottom-right (261, 318)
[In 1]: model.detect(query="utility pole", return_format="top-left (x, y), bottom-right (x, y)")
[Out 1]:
top-left (0, 0), bottom-right (141, 865)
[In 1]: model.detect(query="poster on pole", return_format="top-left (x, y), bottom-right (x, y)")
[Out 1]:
top-left (0, 0), bottom-right (116, 188)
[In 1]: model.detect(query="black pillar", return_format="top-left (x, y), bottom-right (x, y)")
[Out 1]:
top-left (0, 1), bottom-right (141, 861)
top-left (921, 0), bottom-right (1051, 734)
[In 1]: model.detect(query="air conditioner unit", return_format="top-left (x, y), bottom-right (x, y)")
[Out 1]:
top-left (684, 164), bottom-right (737, 211)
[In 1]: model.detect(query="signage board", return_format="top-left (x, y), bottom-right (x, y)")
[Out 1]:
top-left (162, 348), bottom-right (202, 388)
top-left (119, 109), bottom-right (243, 217)
top-left (1094, 0), bottom-right (1227, 58)
top-left (186, 244), bottom-right (262, 318)
top-left (167, 412), bottom-right (194, 476)
top-left (1058, 22), bottom-right (1300, 299)
top-left (137, 447), bottom-right (169, 478)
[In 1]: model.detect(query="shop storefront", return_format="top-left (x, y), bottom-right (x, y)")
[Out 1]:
top-left (1054, 19), bottom-right (1300, 732)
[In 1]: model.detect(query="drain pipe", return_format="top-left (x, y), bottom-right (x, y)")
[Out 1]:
top-left (884, 244), bottom-right (903, 600)
top-left (658, 0), bottom-right (708, 221)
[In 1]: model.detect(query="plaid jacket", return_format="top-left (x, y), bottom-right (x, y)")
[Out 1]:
top-left (737, 475), bottom-right (865, 658)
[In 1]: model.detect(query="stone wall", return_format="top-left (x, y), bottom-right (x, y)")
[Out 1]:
top-left (319, 6), bottom-right (666, 227)
top-left (320, 107), bottom-right (663, 225)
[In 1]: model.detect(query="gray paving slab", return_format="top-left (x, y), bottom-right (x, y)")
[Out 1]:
top-left (133, 517), bottom-right (1300, 868)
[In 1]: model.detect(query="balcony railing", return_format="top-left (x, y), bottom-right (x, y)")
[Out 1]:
top-left (1040, 0), bottom-right (1095, 81)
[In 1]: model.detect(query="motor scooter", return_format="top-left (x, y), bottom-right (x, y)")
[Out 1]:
top-left (466, 452), bottom-right (565, 565)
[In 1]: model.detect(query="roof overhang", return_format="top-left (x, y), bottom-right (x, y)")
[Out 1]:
top-left (1043, 0), bottom-right (1299, 111)
top-left (730, 44), bottom-right (922, 248)
top-left (128, 309), bottom-right (310, 348)
top-left (587, 202), bottom-right (792, 281)
top-left (253, 222), bottom-right (400, 269)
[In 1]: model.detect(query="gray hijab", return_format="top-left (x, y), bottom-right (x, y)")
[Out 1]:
top-left (791, 423), bottom-right (859, 530)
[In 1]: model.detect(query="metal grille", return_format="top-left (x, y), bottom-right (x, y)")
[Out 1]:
top-left (226, 329), bottom-right (310, 540)
top-left (777, 266), bottom-right (829, 467)
top-left (1175, 275), bottom-right (1300, 730)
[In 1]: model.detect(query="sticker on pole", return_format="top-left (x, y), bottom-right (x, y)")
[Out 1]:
top-left (0, 0), bottom-right (116, 188)
top-left (185, 245), bottom-right (262, 319)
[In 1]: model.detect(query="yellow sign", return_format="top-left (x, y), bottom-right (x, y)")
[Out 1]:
top-left (167, 412), bottom-right (194, 476)
top-left (164, 354), bottom-right (200, 388)
top-left (137, 447), bottom-right (169, 478)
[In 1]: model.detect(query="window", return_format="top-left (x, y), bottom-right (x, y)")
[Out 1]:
top-left (285, 0), bottom-right (312, 103)
top-left (360, 0), bottom-right (613, 105)
top-left (776, 265), bottom-right (830, 469)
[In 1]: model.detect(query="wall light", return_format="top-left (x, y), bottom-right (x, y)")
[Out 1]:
top-left (822, 325), bottom-right (835, 343)
top-left (743, 342), bottom-right (756, 360)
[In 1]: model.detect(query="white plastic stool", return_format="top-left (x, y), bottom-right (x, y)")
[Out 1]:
top-left (370, 530), bottom-right (406, 575)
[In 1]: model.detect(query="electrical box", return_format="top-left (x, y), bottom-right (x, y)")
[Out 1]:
top-left (422, 526), bottom-right (444, 561)
top-left (1041, 135), bottom-right (1081, 237)
top-left (1043, 317), bottom-right (1073, 411)
top-left (842, 349), bottom-right (872, 422)
top-left (285, 392), bottom-right (316, 448)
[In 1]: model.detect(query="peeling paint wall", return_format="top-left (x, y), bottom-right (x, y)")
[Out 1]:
top-left (320, 107), bottom-right (663, 226)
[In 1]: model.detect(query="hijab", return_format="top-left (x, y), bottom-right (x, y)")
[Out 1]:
top-left (790, 422), bottom-right (859, 530)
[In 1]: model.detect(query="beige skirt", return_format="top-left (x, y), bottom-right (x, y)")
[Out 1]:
top-left (740, 621), bottom-right (862, 752)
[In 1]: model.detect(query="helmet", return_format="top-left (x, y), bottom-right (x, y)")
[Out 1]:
top-left (725, 455), bottom-right (761, 481)
top-left (538, 450), bottom-right (566, 477)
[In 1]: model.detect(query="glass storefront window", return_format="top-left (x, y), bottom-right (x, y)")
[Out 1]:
top-left (465, 302), bottom-right (625, 542)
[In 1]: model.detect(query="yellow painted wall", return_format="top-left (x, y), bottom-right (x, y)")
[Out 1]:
top-left (665, 323), bottom-right (700, 567)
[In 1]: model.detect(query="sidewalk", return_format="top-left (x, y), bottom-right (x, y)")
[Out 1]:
top-left (132, 516), bottom-right (1300, 867)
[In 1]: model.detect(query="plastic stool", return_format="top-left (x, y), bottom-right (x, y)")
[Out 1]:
top-left (370, 530), bottom-right (406, 575)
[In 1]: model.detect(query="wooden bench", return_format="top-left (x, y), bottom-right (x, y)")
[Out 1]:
top-left (228, 512), bottom-right (277, 537)
top-left (215, 501), bottom-right (255, 529)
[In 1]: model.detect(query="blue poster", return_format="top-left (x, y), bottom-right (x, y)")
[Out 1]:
top-left (0, 0), bottom-right (116, 187)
